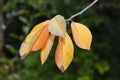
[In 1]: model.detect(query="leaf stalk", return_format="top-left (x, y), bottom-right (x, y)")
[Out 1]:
top-left (67, 0), bottom-right (98, 21)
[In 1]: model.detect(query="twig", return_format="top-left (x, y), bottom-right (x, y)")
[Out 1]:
top-left (67, 0), bottom-right (98, 21)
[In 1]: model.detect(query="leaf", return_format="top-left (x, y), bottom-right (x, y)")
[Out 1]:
top-left (55, 33), bottom-right (74, 72)
top-left (40, 34), bottom-right (55, 64)
top-left (48, 15), bottom-right (66, 37)
top-left (19, 16), bottom-right (28, 24)
top-left (95, 62), bottom-right (110, 74)
top-left (19, 20), bottom-right (50, 59)
top-left (71, 21), bottom-right (92, 50)
top-left (31, 20), bottom-right (50, 32)
top-left (31, 25), bottom-right (49, 51)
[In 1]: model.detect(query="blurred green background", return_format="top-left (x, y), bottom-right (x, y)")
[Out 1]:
top-left (0, 0), bottom-right (120, 80)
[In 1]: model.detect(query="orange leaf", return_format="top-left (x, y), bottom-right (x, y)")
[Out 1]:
top-left (31, 25), bottom-right (49, 51)
top-left (71, 21), bottom-right (92, 50)
top-left (19, 20), bottom-right (49, 59)
top-left (41, 34), bottom-right (55, 64)
top-left (55, 33), bottom-right (74, 73)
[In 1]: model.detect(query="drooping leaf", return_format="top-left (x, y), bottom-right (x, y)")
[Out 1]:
top-left (41, 34), bottom-right (55, 64)
top-left (31, 25), bottom-right (49, 51)
top-left (48, 15), bottom-right (66, 37)
top-left (71, 21), bottom-right (92, 50)
top-left (55, 32), bottom-right (74, 72)
top-left (19, 20), bottom-right (50, 59)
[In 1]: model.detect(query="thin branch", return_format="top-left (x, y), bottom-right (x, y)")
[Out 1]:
top-left (67, 0), bottom-right (98, 21)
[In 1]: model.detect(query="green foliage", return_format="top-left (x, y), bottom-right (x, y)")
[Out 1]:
top-left (95, 61), bottom-right (110, 75)
top-left (1, 0), bottom-right (120, 80)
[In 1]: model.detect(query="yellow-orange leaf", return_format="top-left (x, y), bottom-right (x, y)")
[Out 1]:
top-left (31, 20), bottom-right (50, 32)
top-left (41, 34), bottom-right (55, 64)
top-left (48, 15), bottom-right (66, 37)
top-left (31, 25), bottom-right (49, 51)
top-left (19, 20), bottom-right (49, 59)
top-left (55, 33), bottom-right (74, 72)
top-left (71, 21), bottom-right (92, 50)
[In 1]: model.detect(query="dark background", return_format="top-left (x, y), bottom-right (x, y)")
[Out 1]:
top-left (0, 0), bottom-right (120, 80)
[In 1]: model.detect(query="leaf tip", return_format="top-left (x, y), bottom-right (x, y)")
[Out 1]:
top-left (88, 48), bottom-right (91, 50)
top-left (60, 66), bottom-right (65, 73)
top-left (81, 47), bottom-right (91, 50)
top-left (85, 46), bottom-right (91, 50)
top-left (20, 54), bottom-right (27, 60)
top-left (41, 60), bottom-right (45, 65)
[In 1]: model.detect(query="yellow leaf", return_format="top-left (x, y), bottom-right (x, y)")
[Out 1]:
top-left (19, 20), bottom-right (50, 59)
top-left (55, 33), bottom-right (74, 72)
top-left (41, 34), bottom-right (55, 64)
top-left (71, 21), bottom-right (92, 50)
top-left (48, 15), bottom-right (66, 37)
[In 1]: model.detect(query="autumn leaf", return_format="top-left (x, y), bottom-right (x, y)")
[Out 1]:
top-left (71, 21), bottom-right (92, 50)
top-left (41, 34), bottom-right (55, 64)
top-left (55, 32), bottom-right (74, 72)
top-left (31, 25), bottom-right (49, 51)
top-left (19, 20), bottom-right (50, 59)
top-left (48, 15), bottom-right (66, 37)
